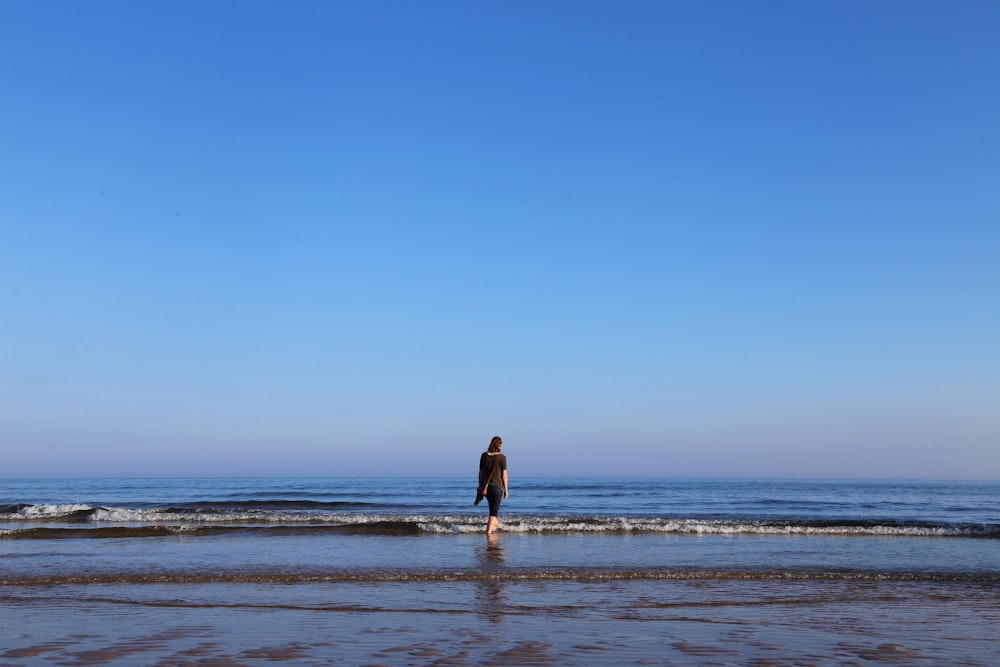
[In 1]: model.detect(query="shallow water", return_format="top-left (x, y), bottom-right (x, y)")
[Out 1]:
top-left (3, 577), bottom-right (998, 665)
top-left (2, 477), bottom-right (998, 664)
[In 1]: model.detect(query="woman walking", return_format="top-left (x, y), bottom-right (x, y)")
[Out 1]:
top-left (477, 436), bottom-right (508, 534)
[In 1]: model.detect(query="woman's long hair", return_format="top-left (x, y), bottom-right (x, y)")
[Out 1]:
top-left (488, 436), bottom-right (502, 453)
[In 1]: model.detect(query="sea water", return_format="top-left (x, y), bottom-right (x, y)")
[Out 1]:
top-left (2, 478), bottom-right (998, 665)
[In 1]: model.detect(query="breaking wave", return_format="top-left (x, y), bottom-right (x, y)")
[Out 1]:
top-left (1, 507), bottom-right (997, 540)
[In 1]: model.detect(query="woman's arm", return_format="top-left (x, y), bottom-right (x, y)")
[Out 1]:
top-left (501, 470), bottom-right (509, 498)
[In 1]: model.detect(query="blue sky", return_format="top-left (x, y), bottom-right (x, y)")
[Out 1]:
top-left (2, 2), bottom-right (998, 479)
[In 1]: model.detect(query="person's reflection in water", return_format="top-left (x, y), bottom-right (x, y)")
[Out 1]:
top-left (485, 532), bottom-right (505, 563)
top-left (475, 532), bottom-right (507, 622)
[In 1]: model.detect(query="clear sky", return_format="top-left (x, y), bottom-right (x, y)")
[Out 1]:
top-left (2, 1), bottom-right (998, 479)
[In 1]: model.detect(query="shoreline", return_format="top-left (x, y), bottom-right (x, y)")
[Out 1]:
top-left (5, 567), bottom-right (1000, 587)
top-left (3, 577), bottom-right (997, 666)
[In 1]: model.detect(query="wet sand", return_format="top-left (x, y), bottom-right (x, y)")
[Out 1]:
top-left (2, 578), bottom-right (998, 666)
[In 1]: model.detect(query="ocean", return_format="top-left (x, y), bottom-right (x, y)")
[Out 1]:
top-left (2, 477), bottom-right (998, 665)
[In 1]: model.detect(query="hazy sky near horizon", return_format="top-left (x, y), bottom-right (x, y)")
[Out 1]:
top-left (2, 2), bottom-right (998, 479)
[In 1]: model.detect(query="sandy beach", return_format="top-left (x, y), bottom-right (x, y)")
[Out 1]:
top-left (3, 576), bottom-right (998, 665)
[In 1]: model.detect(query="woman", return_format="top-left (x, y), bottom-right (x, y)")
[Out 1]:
top-left (477, 436), bottom-right (509, 534)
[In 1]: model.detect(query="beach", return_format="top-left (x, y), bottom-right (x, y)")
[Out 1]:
top-left (2, 478), bottom-right (998, 665)
top-left (4, 561), bottom-right (998, 665)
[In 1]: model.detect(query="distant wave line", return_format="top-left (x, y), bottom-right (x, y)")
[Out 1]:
top-left (0, 501), bottom-right (396, 522)
top-left (2, 516), bottom-right (998, 539)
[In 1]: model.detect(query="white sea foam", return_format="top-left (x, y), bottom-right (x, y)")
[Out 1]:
top-left (90, 508), bottom-right (176, 523)
top-left (84, 507), bottom-right (398, 525)
top-left (88, 508), bottom-right (282, 523)
top-left (3, 504), bottom-right (92, 520)
top-left (2, 505), bottom-right (989, 538)
top-left (447, 516), bottom-right (982, 537)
